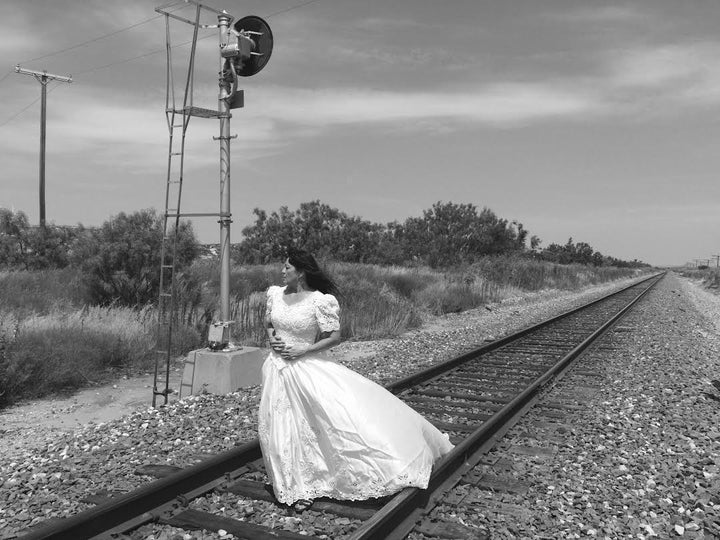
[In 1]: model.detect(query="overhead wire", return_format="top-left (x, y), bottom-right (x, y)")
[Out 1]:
top-left (0, 69), bottom-right (13, 85)
top-left (0, 82), bottom-right (62, 128)
top-left (11, 0), bottom-right (322, 77)
top-left (264, 0), bottom-right (324, 19)
top-left (0, 6), bottom-right (179, 126)
top-left (18, 14), bottom-right (166, 65)
top-left (74, 0), bottom-right (325, 76)
top-left (1, 0), bottom-right (325, 126)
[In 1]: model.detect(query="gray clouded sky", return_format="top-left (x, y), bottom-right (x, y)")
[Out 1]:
top-left (1, 0), bottom-right (719, 266)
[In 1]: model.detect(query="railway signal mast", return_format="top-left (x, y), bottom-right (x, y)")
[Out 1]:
top-left (14, 65), bottom-right (72, 230)
top-left (152, 0), bottom-right (273, 406)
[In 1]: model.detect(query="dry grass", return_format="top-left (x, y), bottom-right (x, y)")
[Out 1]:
top-left (0, 306), bottom-right (155, 407)
top-left (676, 266), bottom-right (720, 292)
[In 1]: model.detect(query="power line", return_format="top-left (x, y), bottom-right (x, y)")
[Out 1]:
top-left (14, 0), bottom-right (322, 77)
top-left (13, 0), bottom-right (317, 70)
top-left (18, 14), bottom-right (171, 65)
top-left (264, 0), bottom-right (325, 19)
top-left (73, 46), bottom-right (169, 76)
top-left (58, 0), bottom-right (325, 77)
top-left (2, 0), bottom-right (325, 124)
top-left (0, 69), bottom-right (13, 85)
top-left (0, 82), bottom-right (64, 128)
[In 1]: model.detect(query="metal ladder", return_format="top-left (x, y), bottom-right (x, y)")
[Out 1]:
top-left (153, 1), bottom-right (228, 407)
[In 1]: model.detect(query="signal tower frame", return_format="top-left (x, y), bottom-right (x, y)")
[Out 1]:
top-left (152, 0), bottom-right (269, 406)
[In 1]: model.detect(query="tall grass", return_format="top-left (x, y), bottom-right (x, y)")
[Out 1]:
top-left (0, 257), bottom-right (650, 408)
top-left (471, 255), bottom-right (640, 291)
top-left (676, 266), bottom-right (720, 290)
top-left (707, 269), bottom-right (720, 290)
top-left (0, 306), bottom-right (157, 407)
top-left (231, 291), bottom-right (268, 346)
top-left (0, 267), bottom-right (89, 316)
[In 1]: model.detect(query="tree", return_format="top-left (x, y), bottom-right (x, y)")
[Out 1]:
top-left (25, 225), bottom-right (81, 269)
top-left (397, 202), bottom-right (528, 267)
top-left (530, 235), bottom-right (542, 251)
top-left (73, 209), bottom-right (199, 306)
top-left (0, 208), bottom-right (80, 270)
top-left (0, 208), bottom-right (31, 268)
top-left (235, 200), bottom-right (535, 266)
top-left (235, 200), bottom-right (387, 264)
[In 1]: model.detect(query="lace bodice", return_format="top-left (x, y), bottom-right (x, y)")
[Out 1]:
top-left (266, 285), bottom-right (340, 348)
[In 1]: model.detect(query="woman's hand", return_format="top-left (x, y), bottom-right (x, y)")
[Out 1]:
top-left (280, 344), bottom-right (309, 361)
top-left (269, 334), bottom-right (286, 353)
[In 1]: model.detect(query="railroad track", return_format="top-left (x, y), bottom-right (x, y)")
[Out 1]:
top-left (21, 273), bottom-right (664, 540)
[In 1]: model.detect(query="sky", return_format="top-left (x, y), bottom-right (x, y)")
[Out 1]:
top-left (1, 1), bottom-right (719, 268)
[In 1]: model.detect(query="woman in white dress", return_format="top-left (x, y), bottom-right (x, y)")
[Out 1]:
top-left (258, 248), bottom-right (454, 511)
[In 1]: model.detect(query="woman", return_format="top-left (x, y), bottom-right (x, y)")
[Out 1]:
top-left (258, 247), bottom-right (454, 511)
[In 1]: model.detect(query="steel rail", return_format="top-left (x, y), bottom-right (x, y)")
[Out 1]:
top-left (386, 272), bottom-right (663, 394)
top-left (21, 272), bottom-right (663, 539)
top-left (20, 440), bottom-right (262, 540)
top-left (348, 272), bottom-right (664, 540)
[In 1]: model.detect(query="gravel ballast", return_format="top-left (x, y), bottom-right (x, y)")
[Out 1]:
top-left (413, 272), bottom-right (720, 539)
top-left (1, 272), bottom-right (718, 539)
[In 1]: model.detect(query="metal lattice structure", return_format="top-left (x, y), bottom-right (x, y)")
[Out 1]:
top-left (152, 0), bottom-right (272, 406)
top-left (153, 1), bottom-right (229, 407)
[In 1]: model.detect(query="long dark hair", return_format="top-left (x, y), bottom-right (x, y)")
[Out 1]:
top-left (287, 247), bottom-right (340, 297)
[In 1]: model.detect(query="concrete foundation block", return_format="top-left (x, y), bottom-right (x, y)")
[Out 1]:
top-left (181, 347), bottom-right (267, 397)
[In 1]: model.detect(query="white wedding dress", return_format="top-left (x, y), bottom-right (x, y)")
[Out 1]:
top-left (258, 285), bottom-right (454, 505)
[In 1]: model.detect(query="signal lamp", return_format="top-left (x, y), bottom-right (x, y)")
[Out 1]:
top-left (228, 15), bottom-right (273, 77)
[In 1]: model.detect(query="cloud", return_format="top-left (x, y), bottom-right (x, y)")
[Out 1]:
top-left (353, 17), bottom-right (428, 32)
top-left (0, 28), bottom-right (34, 59)
top-left (549, 5), bottom-right (643, 23)
top-left (249, 82), bottom-right (601, 129)
top-left (611, 43), bottom-right (714, 87)
top-left (238, 38), bottom-right (720, 147)
top-left (606, 41), bottom-right (720, 107)
top-left (9, 38), bottom-right (720, 170)
top-left (327, 44), bottom-right (452, 68)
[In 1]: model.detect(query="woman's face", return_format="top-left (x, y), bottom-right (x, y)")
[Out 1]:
top-left (282, 259), bottom-right (302, 287)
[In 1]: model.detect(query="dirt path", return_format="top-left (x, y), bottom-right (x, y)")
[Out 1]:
top-left (0, 367), bottom-right (183, 436)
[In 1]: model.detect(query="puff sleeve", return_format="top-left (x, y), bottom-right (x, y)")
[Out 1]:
top-left (314, 293), bottom-right (341, 332)
top-left (266, 285), bottom-right (280, 319)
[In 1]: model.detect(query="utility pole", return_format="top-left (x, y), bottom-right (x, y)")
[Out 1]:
top-left (15, 65), bottom-right (72, 230)
top-left (712, 254), bottom-right (720, 268)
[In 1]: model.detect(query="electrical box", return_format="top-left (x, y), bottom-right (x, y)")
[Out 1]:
top-left (208, 321), bottom-right (233, 351)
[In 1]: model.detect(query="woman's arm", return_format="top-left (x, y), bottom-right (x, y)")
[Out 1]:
top-left (280, 330), bottom-right (341, 360)
top-left (265, 287), bottom-right (284, 352)
top-left (266, 320), bottom-right (285, 352)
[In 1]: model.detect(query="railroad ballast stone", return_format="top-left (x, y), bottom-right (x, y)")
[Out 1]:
top-left (411, 273), bottom-right (720, 540)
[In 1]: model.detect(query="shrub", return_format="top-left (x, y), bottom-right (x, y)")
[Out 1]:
top-left (72, 209), bottom-right (200, 307)
top-left (411, 275), bottom-right (500, 315)
top-left (384, 268), bottom-right (428, 299)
